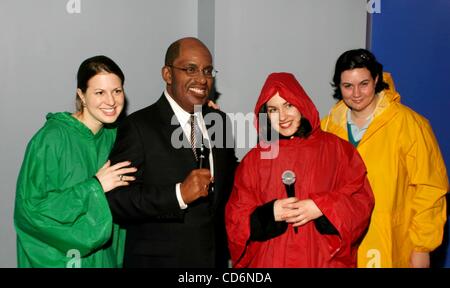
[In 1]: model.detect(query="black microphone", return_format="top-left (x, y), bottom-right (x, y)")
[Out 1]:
top-left (281, 170), bottom-right (297, 233)
top-left (197, 138), bottom-right (209, 169)
top-left (198, 138), bottom-right (214, 205)
top-left (282, 170), bottom-right (296, 197)
top-left (198, 142), bottom-right (206, 169)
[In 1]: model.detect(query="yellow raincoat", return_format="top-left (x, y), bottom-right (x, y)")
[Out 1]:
top-left (321, 73), bottom-right (448, 267)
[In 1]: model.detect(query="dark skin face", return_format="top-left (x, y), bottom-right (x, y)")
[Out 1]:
top-left (162, 38), bottom-right (214, 113)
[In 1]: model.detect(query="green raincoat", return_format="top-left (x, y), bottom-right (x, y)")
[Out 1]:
top-left (14, 112), bottom-right (125, 268)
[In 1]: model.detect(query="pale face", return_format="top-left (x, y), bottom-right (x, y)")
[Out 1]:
top-left (76, 72), bottom-right (124, 133)
top-left (340, 68), bottom-right (379, 115)
top-left (266, 93), bottom-right (301, 137)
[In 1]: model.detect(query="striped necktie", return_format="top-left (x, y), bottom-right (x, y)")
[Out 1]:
top-left (190, 114), bottom-right (199, 161)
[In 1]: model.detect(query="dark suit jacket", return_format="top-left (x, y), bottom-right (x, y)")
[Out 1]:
top-left (107, 94), bottom-right (237, 268)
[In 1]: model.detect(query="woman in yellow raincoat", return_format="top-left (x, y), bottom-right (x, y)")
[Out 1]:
top-left (321, 49), bottom-right (448, 268)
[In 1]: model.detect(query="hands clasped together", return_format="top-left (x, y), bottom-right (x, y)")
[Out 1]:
top-left (274, 198), bottom-right (323, 227)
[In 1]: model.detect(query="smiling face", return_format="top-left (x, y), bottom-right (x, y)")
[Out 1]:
top-left (340, 68), bottom-right (379, 115)
top-left (162, 38), bottom-right (213, 113)
top-left (76, 72), bottom-right (124, 133)
top-left (266, 92), bottom-right (301, 137)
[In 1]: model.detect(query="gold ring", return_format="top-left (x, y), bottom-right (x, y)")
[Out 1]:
top-left (119, 175), bottom-right (124, 181)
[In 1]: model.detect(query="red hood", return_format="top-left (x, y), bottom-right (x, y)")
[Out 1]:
top-left (254, 73), bottom-right (320, 135)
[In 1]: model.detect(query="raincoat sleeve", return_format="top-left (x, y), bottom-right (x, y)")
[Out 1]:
top-left (407, 118), bottom-right (448, 252)
top-left (225, 152), bottom-right (261, 267)
top-left (309, 141), bottom-right (374, 256)
top-left (249, 200), bottom-right (288, 241)
top-left (111, 224), bottom-right (127, 267)
top-left (14, 128), bottom-right (113, 257)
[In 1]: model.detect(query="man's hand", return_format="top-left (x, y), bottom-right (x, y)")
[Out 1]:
top-left (180, 169), bottom-right (212, 204)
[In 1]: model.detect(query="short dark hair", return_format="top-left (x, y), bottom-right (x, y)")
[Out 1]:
top-left (164, 40), bottom-right (181, 66)
top-left (331, 49), bottom-right (389, 100)
top-left (76, 55), bottom-right (125, 111)
top-left (258, 105), bottom-right (312, 142)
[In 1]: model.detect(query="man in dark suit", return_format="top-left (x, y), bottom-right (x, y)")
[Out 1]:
top-left (106, 37), bottom-right (237, 268)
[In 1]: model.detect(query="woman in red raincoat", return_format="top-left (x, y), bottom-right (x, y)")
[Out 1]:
top-left (225, 72), bottom-right (374, 267)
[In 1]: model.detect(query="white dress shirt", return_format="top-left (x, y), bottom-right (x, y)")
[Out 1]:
top-left (346, 108), bottom-right (374, 142)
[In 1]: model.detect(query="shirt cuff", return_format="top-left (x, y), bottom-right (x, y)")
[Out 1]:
top-left (176, 183), bottom-right (188, 210)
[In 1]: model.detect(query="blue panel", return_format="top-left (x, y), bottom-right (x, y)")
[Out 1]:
top-left (371, 0), bottom-right (450, 267)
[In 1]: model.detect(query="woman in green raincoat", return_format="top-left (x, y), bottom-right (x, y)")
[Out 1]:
top-left (14, 56), bottom-right (136, 268)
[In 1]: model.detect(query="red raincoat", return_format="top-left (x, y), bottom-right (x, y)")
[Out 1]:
top-left (225, 73), bottom-right (374, 267)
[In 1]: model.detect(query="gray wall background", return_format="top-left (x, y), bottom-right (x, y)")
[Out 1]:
top-left (0, 0), bottom-right (366, 267)
top-left (215, 0), bottom-right (367, 158)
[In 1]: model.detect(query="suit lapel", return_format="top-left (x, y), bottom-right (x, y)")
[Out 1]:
top-left (156, 94), bottom-right (196, 163)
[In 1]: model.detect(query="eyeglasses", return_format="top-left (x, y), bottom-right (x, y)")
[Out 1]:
top-left (167, 65), bottom-right (218, 78)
